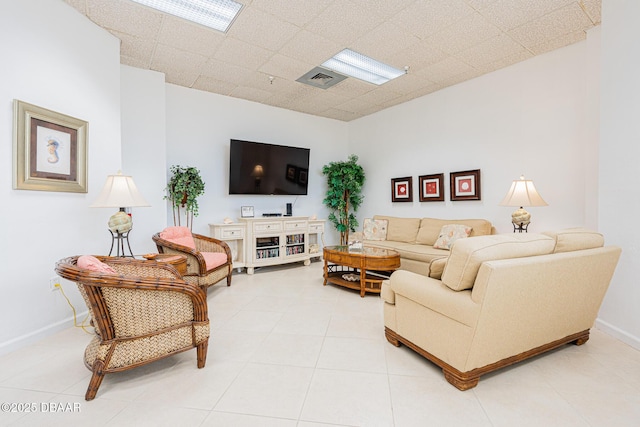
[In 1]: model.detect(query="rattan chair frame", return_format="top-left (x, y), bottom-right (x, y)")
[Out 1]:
top-left (152, 231), bottom-right (233, 289)
top-left (55, 256), bottom-right (210, 400)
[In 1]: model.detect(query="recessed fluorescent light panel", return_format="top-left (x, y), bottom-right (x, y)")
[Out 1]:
top-left (130, 0), bottom-right (243, 33)
top-left (321, 49), bottom-right (404, 85)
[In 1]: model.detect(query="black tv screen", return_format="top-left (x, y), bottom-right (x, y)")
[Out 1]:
top-left (229, 139), bottom-right (310, 195)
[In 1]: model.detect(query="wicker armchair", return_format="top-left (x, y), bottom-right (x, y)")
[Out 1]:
top-left (55, 256), bottom-right (210, 401)
top-left (152, 226), bottom-right (233, 290)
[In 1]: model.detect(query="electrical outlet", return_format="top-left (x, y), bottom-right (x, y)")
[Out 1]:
top-left (50, 276), bottom-right (61, 291)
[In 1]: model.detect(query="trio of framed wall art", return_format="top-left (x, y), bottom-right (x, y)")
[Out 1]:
top-left (391, 169), bottom-right (481, 203)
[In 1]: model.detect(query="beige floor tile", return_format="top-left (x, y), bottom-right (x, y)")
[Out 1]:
top-left (250, 333), bottom-right (323, 367)
top-left (316, 336), bottom-right (387, 373)
top-left (300, 369), bottom-right (393, 426)
top-left (214, 363), bottom-right (314, 419)
top-left (389, 375), bottom-right (492, 427)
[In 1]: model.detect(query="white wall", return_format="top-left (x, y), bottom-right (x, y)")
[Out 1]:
top-left (597, 0), bottom-right (640, 348)
top-left (164, 85), bottom-right (349, 242)
top-left (350, 40), bottom-right (595, 235)
top-left (0, 0), bottom-right (122, 353)
top-left (120, 65), bottom-right (168, 254)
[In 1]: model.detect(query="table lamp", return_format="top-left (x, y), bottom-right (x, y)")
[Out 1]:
top-left (90, 171), bottom-right (150, 256)
top-left (499, 175), bottom-right (548, 233)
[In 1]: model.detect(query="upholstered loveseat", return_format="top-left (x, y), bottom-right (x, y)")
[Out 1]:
top-left (360, 215), bottom-right (495, 276)
top-left (381, 229), bottom-right (621, 390)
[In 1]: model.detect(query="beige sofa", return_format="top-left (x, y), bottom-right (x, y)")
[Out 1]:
top-left (361, 215), bottom-right (495, 276)
top-left (381, 229), bottom-right (621, 390)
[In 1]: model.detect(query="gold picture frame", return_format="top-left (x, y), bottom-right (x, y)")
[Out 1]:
top-left (13, 100), bottom-right (88, 193)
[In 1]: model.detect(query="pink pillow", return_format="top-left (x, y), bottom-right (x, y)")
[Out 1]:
top-left (160, 226), bottom-right (196, 249)
top-left (77, 255), bottom-right (117, 274)
top-left (202, 252), bottom-right (228, 270)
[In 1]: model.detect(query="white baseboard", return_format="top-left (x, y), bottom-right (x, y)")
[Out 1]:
top-left (0, 310), bottom-right (90, 356)
top-left (595, 317), bottom-right (640, 350)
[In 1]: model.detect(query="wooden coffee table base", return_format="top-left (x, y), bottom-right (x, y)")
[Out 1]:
top-left (323, 246), bottom-right (400, 297)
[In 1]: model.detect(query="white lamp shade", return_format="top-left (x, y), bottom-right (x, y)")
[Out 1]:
top-left (499, 176), bottom-right (548, 207)
top-left (90, 172), bottom-right (150, 208)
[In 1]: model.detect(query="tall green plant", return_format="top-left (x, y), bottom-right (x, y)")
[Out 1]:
top-left (322, 155), bottom-right (365, 245)
top-left (164, 165), bottom-right (205, 230)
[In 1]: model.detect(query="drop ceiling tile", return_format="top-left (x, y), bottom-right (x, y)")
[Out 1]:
top-left (64, 0), bottom-right (86, 14)
top-left (192, 76), bottom-right (237, 96)
top-left (157, 15), bottom-right (225, 57)
top-left (391, 0), bottom-right (475, 39)
top-left (250, 0), bottom-right (333, 27)
top-left (214, 37), bottom-right (274, 70)
top-left (321, 108), bottom-right (363, 121)
top-left (304, 0), bottom-right (385, 46)
top-left (357, 87), bottom-right (404, 106)
top-left (385, 40), bottom-right (449, 72)
top-left (381, 73), bottom-right (435, 95)
top-left (151, 44), bottom-right (207, 85)
top-left (528, 29), bottom-right (588, 56)
top-left (475, 49), bottom-right (534, 75)
top-left (335, 98), bottom-right (380, 115)
top-left (455, 33), bottom-right (527, 68)
top-left (480, 0), bottom-right (574, 31)
top-left (466, 0), bottom-right (499, 11)
top-left (508, 2), bottom-right (593, 48)
top-left (349, 0), bottom-right (416, 18)
top-left (200, 58), bottom-right (254, 85)
top-left (329, 78), bottom-right (375, 98)
top-left (228, 6), bottom-right (301, 51)
top-left (259, 54), bottom-right (314, 81)
top-left (86, 0), bottom-right (162, 39)
top-left (379, 83), bottom-right (441, 108)
top-left (229, 86), bottom-right (275, 104)
top-left (351, 21), bottom-right (421, 64)
top-left (417, 56), bottom-right (475, 84)
top-left (426, 12), bottom-right (502, 55)
top-left (279, 30), bottom-right (344, 65)
top-left (112, 30), bottom-right (156, 68)
top-left (581, 0), bottom-right (602, 24)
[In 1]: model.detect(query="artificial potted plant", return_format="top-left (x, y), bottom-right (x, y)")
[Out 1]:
top-left (322, 154), bottom-right (365, 245)
top-left (164, 165), bottom-right (205, 230)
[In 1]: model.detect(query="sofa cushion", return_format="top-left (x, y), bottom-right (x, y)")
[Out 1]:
top-left (441, 234), bottom-right (556, 291)
top-left (364, 240), bottom-right (448, 264)
top-left (374, 216), bottom-right (420, 243)
top-left (363, 218), bottom-right (388, 241)
top-left (416, 218), bottom-right (493, 245)
top-left (202, 252), bottom-right (228, 270)
top-left (433, 224), bottom-right (472, 250)
top-left (428, 257), bottom-right (448, 279)
top-left (542, 228), bottom-right (604, 253)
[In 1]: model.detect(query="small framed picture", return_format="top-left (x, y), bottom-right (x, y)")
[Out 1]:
top-left (450, 169), bottom-right (481, 201)
top-left (241, 206), bottom-right (254, 218)
top-left (13, 100), bottom-right (88, 193)
top-left (419, 173), bottom-right (444, 202)
top-left (391, 176), bottom-right (413, 202)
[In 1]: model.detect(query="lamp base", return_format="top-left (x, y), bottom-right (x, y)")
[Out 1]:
top-left (512, 222), bottom-right (530, 233)
top-left (108, 229), bottom-right (134, 257)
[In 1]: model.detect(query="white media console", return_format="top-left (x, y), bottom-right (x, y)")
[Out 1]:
top-left (209, 216), bottom-right (325, 274)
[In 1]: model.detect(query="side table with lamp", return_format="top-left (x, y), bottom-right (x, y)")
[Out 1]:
top-left (90, 171), bottom-right (150, 257)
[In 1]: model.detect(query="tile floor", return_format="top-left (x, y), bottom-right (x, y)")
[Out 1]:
top-left (1, 261), bottom-right (640, 426)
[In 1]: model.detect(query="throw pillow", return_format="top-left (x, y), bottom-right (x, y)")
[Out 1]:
top-left (363, 218), bottom-right (388, 241)
top-left (433, 224), bottom-right (472, 250)
top-left (77, 255), bottom-right (117, 274)
top-left (160, 226), bottom-right (196, 249)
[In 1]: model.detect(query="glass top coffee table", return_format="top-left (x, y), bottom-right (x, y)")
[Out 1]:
top-left (323, 245), bottom-right (401, 297)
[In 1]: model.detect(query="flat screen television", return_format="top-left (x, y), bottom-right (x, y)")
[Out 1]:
top-left (229, 139), bottom-right (310, 195)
